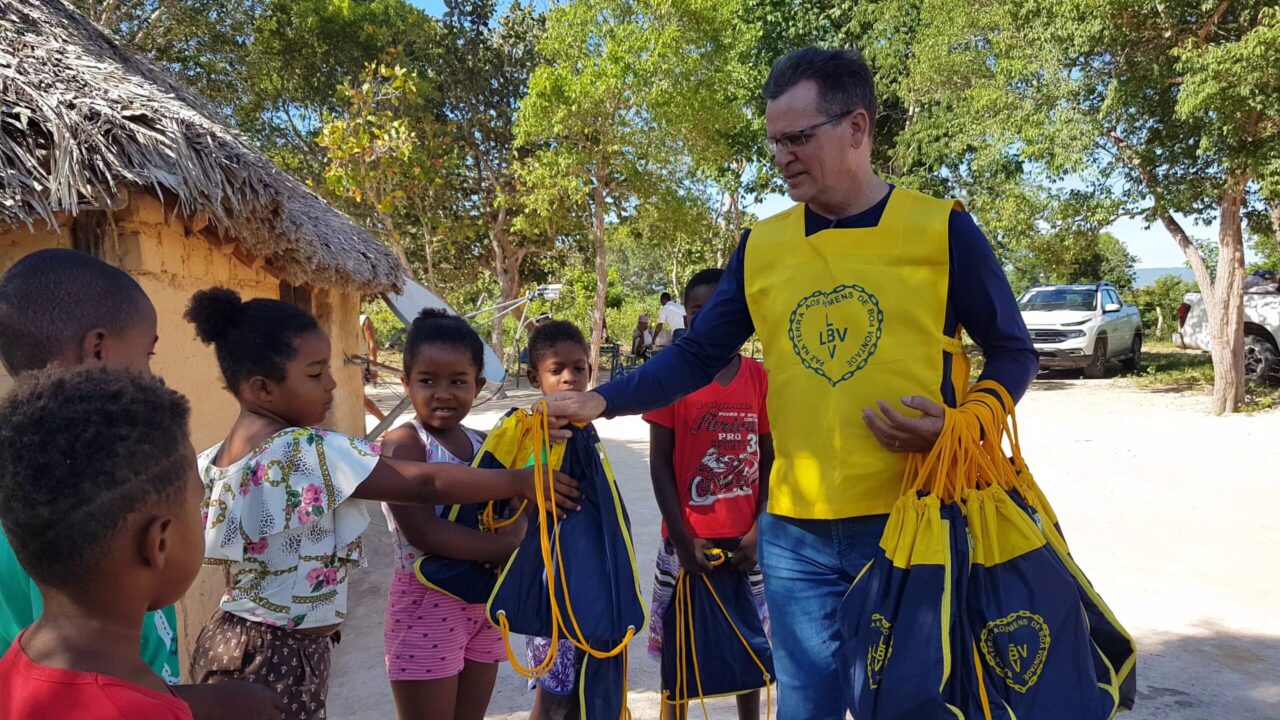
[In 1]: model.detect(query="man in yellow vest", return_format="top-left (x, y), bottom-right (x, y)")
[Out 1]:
top-left (546, 47), bottom-right (1037, 718)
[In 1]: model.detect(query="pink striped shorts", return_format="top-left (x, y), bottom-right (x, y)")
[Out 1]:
top-left (384, 570), bottom-right (507, 681)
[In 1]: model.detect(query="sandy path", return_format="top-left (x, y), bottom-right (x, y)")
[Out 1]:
top-left (329, 377), bottom-right (1280, 719)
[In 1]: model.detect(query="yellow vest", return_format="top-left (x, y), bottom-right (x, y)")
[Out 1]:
top-left (744, 187), bottom-right (958, 519)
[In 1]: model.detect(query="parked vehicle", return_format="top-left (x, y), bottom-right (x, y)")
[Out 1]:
top-left (1173, 274), bottom-right (1280, 384)
top-left (1018, 282), bottom-right (1144, 378)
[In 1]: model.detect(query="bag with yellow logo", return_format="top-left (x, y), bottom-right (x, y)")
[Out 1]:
top-left (843, 383), bottom-right (1128, 719)
top-left (959, 387), bottom-right (1120, 718)
top-left (842, 409), bottom-right (998, 719)
top-left (977, 384), bottom-right (1137, 710)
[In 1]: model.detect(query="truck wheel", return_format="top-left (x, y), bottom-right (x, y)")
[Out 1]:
top-left (1244, 334), bottom-right (1280, 385)
top-left (1122, 334), bottom-right (1143, 373)
top-left (1083, 336), bottom-right (1108, 379)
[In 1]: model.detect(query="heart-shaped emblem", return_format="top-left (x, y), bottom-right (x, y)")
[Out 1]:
top-left (866, 613), bottom-right (894, 689)
top-left (787, 284), bottom-right (883, 387)
top-left (979, 610), bottom-right (1051, 693)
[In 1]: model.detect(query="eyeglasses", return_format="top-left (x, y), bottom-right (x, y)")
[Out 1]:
top-left (763, 111), bottom-right (854, 154)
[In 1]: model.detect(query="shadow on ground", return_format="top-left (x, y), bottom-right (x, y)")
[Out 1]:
top-left (1128, 622), bottom-right (1280, 719)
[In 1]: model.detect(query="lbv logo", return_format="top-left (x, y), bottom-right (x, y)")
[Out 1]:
top-left (1008, 644), bottom-right (1029, 672)
top-left (818, 315), bottom-right (848, 360)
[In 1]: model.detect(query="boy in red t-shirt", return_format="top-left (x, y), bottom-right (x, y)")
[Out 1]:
top-left (0, 368), bottom-right (206, 720)
top-left (643, 268), bottom-right (774, 720)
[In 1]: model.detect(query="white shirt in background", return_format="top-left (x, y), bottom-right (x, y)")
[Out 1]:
top-left (656, 301), bottom-right (686, 347)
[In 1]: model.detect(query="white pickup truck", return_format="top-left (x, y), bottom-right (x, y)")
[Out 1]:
top-left (1018, 282), bottom-right (1144, 378)
top-left (1173, 278), bottom-right (1280, 384)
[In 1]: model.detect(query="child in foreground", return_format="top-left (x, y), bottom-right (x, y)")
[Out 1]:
top-left (644, 268), bottom-right (773, 720)
top-left (185, 288), bottom-right (578, 720)
top-left (380, 309), bottom-right (526, 720)
top-left (0, 368), bottom-right (202, 719)
top-left (0, 249), bottom-right (280, 720)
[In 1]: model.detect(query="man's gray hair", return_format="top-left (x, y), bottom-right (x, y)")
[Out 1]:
top-left (763, 47), bottom-right (878, 135)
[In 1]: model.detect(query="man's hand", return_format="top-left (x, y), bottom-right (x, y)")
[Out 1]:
top-left (731, 525), bottom-right (759, 572)
top-left (514, 468), bottom-right (581, 516)
top-left (175, 681), bottom-right (284, 720)
top-left (862, 396), bottom-right (945, 453)
top-left (542, 391), bottom-right (608, 442)
top-left (672, 536), bottom-right (713, 575)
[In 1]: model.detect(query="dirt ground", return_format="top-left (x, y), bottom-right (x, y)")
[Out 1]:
top-left (329, 374), bottom-right (1280, 719)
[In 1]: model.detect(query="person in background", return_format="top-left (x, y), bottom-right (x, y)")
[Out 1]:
top-left (360, 313), bottom-right (386, 421)
top-left (632, 314), bottom-right (654, 362)
top-left (654, 292), bottom-right (686, 351)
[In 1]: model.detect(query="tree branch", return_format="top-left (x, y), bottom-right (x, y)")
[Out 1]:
top-left (1197, 0), bottom-right (1231, 44)
top-left (130, 0), bottom-right (170, 47)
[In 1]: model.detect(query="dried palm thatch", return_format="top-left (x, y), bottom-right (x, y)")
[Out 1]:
top-left (0, 0), bottom-right (402, 294)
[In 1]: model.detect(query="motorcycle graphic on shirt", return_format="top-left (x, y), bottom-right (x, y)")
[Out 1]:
top-left (689, 430), bottom-right (759, 506)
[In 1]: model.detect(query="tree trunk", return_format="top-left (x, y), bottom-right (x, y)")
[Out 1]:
top-left (1155, 306), bottom-right (1164, 338)
top-left (1163, 177), bottom-right (1248, 414)
top-left (1270, 200), bottom-right (1280, 256)
top-left (378, 211), bottom-right (415, 280)
top-left (589, 179), bottom-right (609, 388)
top-left (488, 208), bottom-right (520, 360)
top-left (1208, 179), bottom-right (1248, 415)
top-left (421, 228), bottom-right (439, 293)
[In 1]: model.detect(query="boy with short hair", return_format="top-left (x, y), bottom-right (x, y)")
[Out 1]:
top-left (0, 367), bottom-right (201, 718)
top-left (0, 249), bottom-right (280, 719)
top-left (644, 268), bottom-right (773, 720)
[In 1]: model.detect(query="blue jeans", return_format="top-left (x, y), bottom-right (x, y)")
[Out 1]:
top-left (758, 512), bottom-right (890, 720)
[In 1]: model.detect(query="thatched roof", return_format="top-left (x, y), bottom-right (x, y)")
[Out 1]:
top-left (0, 0), bottom-right (402, 294)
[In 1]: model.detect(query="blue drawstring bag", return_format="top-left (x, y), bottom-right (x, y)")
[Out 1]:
top-left (483, 408), bottom-right (646, 719)
top-left (842, 416), bottom-right (972, 720)
top-left (979, 382), bottom-right (1137, 710)
top-left (660, 551), bottom-right (774, 712)
top-left (412, 409), bottom-right (525, 604)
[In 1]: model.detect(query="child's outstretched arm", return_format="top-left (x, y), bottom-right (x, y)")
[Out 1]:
top-left (648, 421), bottom-right (711, 574)
top-left (352, 458), bottom-right (580, 515)
top-left (381, 428), bottom-right (527, 562)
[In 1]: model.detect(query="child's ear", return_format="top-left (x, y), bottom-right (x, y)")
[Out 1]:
top-left (401, 375), bottom-right (410, 394)
top-left (79, 328), bottom-right (109, 365)
top-left (525, 367), bottom-right (539, 388)
top-left (245, 376), bottom-right (274, 404)
top-left (473, 375), bottom-right (485, 399)
top-left (139, 515), bottom-right (171, 571)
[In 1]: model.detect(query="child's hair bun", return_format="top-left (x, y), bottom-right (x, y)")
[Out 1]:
top-left (185, 287), bottom-right (245, 345)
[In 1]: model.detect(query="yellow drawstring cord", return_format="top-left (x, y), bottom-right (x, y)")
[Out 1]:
top-left (661, 548), bottom-right (773, 720)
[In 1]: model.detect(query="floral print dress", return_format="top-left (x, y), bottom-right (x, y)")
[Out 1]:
top-left (198, 427), bottom-right (382, 629)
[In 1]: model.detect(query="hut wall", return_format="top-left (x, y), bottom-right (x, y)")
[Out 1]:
top-left (0, 193), bottom-right (372, 676)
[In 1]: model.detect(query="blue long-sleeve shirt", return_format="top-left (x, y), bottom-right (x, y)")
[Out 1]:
top-left (597, 187), bottom-right (1038, 416)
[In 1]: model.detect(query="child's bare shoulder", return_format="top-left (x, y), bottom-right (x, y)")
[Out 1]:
top-left (381, 424), bottom-right (426, 456)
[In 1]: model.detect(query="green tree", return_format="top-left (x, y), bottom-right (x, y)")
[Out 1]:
top-left (71, 0), bottom-right (262, 112)
top-left (238, 0), bottom-right (442, 181)
top-left (434, 0), bottom-right (548, 355)
top-left (904, 0), bottom-right (1280, 414)
top-left (516, 0), bottom-right (746, 380)
top-left (318, 61), bottom-right (464, 289)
